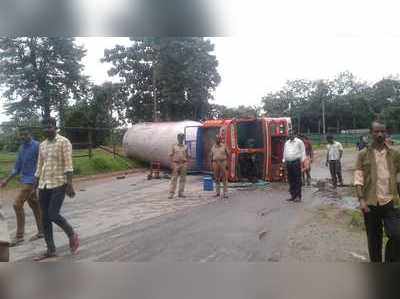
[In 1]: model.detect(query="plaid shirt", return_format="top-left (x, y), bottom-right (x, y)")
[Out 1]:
top-left (35, 134), bottom-right (74, 189)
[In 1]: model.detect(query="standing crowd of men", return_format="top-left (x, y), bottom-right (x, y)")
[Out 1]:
top-left (282, 131), bottom-right (347, 203)
top-left (283, 122), bottom-right (400, 263)
top-left (165, 124), bottom-right (400, 263)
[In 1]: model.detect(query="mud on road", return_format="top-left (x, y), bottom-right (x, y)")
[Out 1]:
top-left (281, 147), bottom-right (369, 262)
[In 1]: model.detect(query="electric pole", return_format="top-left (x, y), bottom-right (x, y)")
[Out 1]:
top-left (153, 65), bottom-right (158, 122)
top-left (322, 97), bottom-right (326, 136)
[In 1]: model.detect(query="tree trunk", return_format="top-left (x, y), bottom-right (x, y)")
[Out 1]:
top-left (318, 119), bottom-right (321, 134)
top-left (322, 99), bottom-right (326, 136)
top-left (297, 114), bottom-right (301, 134)
top-left (43, 100), bottom-right (51, 121)
top-left (58, 103), bottom-right (65, 136)
top-left (336, 119), bottom-right (340, 134)
top-left (193, 102), bottom-right (198, 121)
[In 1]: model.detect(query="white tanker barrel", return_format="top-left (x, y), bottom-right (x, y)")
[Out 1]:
top-left (122, 121), bottom-right (202, 169)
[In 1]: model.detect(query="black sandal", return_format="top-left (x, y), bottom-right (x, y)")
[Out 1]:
top-left (34, 251), bottom-right (57, 261)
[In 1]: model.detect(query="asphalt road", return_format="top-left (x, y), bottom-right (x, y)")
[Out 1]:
top-left (4, 148), bottom-right (356, 262)
top-left (71, 186), bottom-right (305, 262)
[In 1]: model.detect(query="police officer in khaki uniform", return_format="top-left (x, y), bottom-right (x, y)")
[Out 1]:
top-left (211, 135), bottom-right (229, 199)
top-left (168, 133), bottom-right (189, 199)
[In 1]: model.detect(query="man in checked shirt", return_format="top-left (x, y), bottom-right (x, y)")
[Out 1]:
top-left (33, 118), bottom-right (79, 261)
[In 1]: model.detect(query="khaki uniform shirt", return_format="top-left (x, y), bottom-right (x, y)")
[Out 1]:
top-left (35, 134), bottom-right (74, 190)
top-left (211, 144), bottom-right (228, 161)
top-left (170, 144), bottom-right (188, 163)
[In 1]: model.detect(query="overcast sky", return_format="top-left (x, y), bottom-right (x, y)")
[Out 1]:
top-left (2, 1), bottom-right (400, 123)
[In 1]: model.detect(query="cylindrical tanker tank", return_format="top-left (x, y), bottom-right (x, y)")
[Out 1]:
top-left (122, 121), bottom-right (202, 169)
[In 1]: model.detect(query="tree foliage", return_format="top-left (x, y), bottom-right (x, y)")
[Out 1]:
top-left (0, 37), bottom-right (87, 123)
top-left (262, 71), bottom-right (400, 133)
top-left (102, 37), bottom-right (221, 123)
top-left (64, 82), bottom-right (126, 145)
top-left (208, 104), bottom-right (262, 119)
top-left (0, 117), bottom-right (43, 151)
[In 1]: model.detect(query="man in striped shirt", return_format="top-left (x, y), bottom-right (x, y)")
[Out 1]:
top-left (34, 118), bottom-right (79, 261)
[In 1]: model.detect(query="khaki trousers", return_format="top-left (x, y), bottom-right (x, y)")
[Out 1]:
top-left (213, 160), bottom-right (228, 195)
top-left (169, 162), bottom-right (188, 196)
top-left (14, 184), bottom-right (43, 239)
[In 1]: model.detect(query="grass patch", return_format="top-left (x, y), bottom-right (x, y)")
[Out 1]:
top-left (0, 152), bottom-right (17, 162)
top-left (73, 149), bottom-right (137, 177)
top-left (344, 209), bottom-right (391, 246)
top-left (316, 206), bottom-right (365, 231)
top-left (347, 210), bottom-right (365, 230)
top-left (1, 149), bottom-right (140, 189)
top-left (0, 152), bottom-right (20, 189)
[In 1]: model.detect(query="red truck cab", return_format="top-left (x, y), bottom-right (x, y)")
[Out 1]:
top-left (193, 117), bottom-right (291, 182)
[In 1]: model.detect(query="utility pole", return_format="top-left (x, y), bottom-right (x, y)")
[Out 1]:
top-left (322, 96), bottom-right (326, 136)
top-left (297, 113), bottom-right (301, 134)
top-left (153, 64), bottom-right (158, 122)
top-left (318, 119), bottom-right (321, 134)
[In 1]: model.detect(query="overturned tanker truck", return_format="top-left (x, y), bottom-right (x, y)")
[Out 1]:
top-left (123, 117), bottom-right (292, 182)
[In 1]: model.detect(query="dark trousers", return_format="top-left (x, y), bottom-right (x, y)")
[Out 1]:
top-left (0, 244), bottom-right (9, 262)
top-left (39, 185), bottom-right (74, 253)
top-left (363, 201), bottom-right (400, 263)
top-left (286, 160), bottom-right (302, 200)
top-left (328, 160), bottom-right (343, 186)
top-left (302, 170), bottom-right (311, 186)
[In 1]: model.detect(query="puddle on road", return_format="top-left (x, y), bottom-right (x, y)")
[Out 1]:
top-left (229, 181), bottom-right (271, 190)
top-left (313, 179), bottom-right (358, 210)
top-left (339, 196), bottom-right (359, 210)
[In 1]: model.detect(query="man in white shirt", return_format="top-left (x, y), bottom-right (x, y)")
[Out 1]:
top-left (283, 131), bottom-right (306, 202)
top-left (326, 135), bottom-right (344, 188)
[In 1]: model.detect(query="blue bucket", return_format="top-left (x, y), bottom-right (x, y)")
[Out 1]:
top-left (203, 176), bottom-right (214, 191)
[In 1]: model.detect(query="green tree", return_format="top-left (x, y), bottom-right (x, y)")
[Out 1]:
top-left (328, 72), bottom-right (374, 130)
top-left (262, 79), bottom-right (317, 132)
top-left (65, 82), bottom-right (126, 145)
top-left (0, 37), bottom-right (87, 124)
top-left (262, 72), bottom-right (381, 133)
top-left (208, 104), bottom-right (261, 119)
top-left (380, 105), bottom-right (400, 132)
top-left (0, 117), bottom-right (43, 151)
top-left (371, 77), bottom-right (400, 113)
top-left (102, 37), bottom-right (221, 122)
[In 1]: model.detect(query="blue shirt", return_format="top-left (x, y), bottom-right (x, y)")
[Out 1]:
top-left (11, 139), bottom-right (39, 185)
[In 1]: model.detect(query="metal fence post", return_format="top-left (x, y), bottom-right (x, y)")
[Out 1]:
top-left (88, 128), bottom-right (93, 159)
top-left (112, 129), bottom-right (116, 159)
